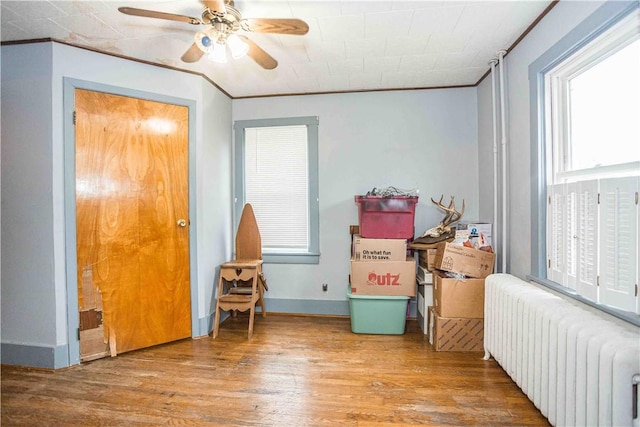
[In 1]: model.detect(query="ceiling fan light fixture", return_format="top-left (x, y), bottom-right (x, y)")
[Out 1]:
top-left (227, 34), bottom-right (249, 59)
top-left (194, 31), bottom-right (214, 53)
top-left (210, 42), bottom-right (227, 63)
top-left (118, 3), bottom-right (309, 69)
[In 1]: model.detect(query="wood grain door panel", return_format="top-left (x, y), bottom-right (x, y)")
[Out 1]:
top-left (75, 89), bottom-right (190, 357)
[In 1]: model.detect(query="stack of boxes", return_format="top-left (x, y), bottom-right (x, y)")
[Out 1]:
top-left (347, 195), bottom-right (418, 335)
top-left (425, 224), bottom-right (495, 351)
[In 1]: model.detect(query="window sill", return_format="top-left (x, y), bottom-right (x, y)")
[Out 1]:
top-left (527, 275), bottom-right (640, 328)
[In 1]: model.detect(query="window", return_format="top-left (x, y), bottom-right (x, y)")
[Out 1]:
top-left (530, 2), bottom-right (640, 323)
top-left (234, 116), bottom-right (319, 264)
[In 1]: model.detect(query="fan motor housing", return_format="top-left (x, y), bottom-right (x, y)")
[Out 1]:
top-left (202, 5), bottom-right (242, 32)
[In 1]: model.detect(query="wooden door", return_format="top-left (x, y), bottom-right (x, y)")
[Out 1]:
top-left (75, 89), bottom-right (191, 360)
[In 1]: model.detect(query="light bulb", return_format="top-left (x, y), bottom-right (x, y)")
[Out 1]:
top-left (227, 34), bottom-right (249, 59)
top-left (209, 42), bottom-right (227, 63)
top-left (194, 31), bottom-right (213, 53)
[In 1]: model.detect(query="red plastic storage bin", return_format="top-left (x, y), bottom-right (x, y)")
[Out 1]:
top-left (355, 195), bottom-right (418, 239)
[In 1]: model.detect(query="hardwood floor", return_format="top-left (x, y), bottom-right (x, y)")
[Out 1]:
top-left (2, 315), bottom-right (549, 426)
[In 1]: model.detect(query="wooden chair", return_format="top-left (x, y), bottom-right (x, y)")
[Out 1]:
top-left (213, 204), bottom-right (267, 339)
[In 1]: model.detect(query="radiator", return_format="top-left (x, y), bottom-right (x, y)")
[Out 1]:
top-left (484, 274), bottom-right (640, 427)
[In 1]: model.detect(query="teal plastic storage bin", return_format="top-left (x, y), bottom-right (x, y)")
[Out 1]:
top-left (347, 289), bottom-right (409, 335)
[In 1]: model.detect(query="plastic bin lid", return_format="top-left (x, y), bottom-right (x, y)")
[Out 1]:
top-left (354, 195), bottom-right (418, 201)
top-left (347, 288), bottom-right (410, 300)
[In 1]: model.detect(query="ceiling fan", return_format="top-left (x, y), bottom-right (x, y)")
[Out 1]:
top-left (118, 0), bottom-right (309, 70)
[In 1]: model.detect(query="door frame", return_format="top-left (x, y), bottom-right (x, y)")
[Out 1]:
top-left (63, 78), bottom-right (199, 366)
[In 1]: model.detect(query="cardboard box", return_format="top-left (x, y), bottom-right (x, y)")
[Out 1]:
top-left (429, 306), bottom-right (484, 352)
top-left (457, 222), bottom-right (492, 246)
top-left (352, 235), bottom-right (407, 262)
top-left (433, 242), bottom-right (495, 279)
top-left (417, 249), bottom-right (437, 271)
top-left (428, 306), bottom-right (435, 345)
top-left (417, 284), bottom-right (433, 334)
top-left (350, 257), bottom-right (416, 296)
top-left (433, 270), bottom-right (485, 318)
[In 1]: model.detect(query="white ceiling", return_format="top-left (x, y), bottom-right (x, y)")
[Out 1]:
top-left (1, 0), bottom-right (554, 98)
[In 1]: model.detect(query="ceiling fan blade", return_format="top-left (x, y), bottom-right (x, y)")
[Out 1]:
top-left (181, 43), bottom-right (205, 63)
top-left (242, 18), bottom-right (309, 35)
top-left (118, 7), bottom-right (201, 25)
top-left (202, 0), bottom-right (226, 13)
top-left (238, 36), bottom-right (278, 70)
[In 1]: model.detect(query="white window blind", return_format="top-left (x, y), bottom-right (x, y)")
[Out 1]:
top-left (547, 184), bottom-right (565, 285)
top-left (244, 125), bottom-right (309, 251)
top-left (575, 180), bottom-right (598, 301)
top-left (598, 177), bottom-right (639, 312)
top-left (547, 177), bottom-right (639, 313)
top-left (566, 182), bottom-right (578, 290)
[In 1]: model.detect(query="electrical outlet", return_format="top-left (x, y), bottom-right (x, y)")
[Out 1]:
top-left (322, 283), bottom-right (328, 292)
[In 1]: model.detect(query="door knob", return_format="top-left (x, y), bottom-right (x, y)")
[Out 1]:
top-left (177, 219), bottom-right (188, 227)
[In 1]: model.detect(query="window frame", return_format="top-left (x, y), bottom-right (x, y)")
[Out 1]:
top-left (234, 116), bottom-right (320, 264)
top-left (546, 12), bottom-right (640, 182)
top-left (528, 0), bottom-right (640, 327)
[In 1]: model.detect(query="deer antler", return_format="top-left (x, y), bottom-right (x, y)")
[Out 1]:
top-left (431, 196), bottom-right (465, 228)
top-left (421, 195), bottom-right (465, 239)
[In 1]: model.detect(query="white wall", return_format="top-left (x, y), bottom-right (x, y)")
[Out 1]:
top-left (1, 43), bottom-right (56, 348)
top-left (1, 42), bottom-right (232, 368)
top-left (197, 79), bottom-right (234, 326)
top-left (233, 89), bottom-right (479, 304)
top-left (476, 0), bottom-right (606, 279)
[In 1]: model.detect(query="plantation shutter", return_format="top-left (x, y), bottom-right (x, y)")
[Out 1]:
top-left (598, 177), bottom-right (639, 313)
top-left (565, 183), bottom-right (578, 290)
top-left (244, 125), bottom-right (309, 251)
top-left (547, 183), bottom-right (565, 284)
top-left (575, 180), bottom-right (599, 301)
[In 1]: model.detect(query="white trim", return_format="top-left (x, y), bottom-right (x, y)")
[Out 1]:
top-left (550, 10), bottom-right (639, 80)
top-left (557, 161), bottom-right (640, 182)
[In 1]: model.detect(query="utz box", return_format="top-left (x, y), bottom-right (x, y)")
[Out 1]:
top-left (350, 257), bottom-right (416, 297)
top-left (433, 242), bottom-right (495, 279)
top-left (352, 235), bottom-right (407, 261)
top-left (429, 306), bottom-right (484, 352)
top-left (433, 270), bottom-right (485, 318)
